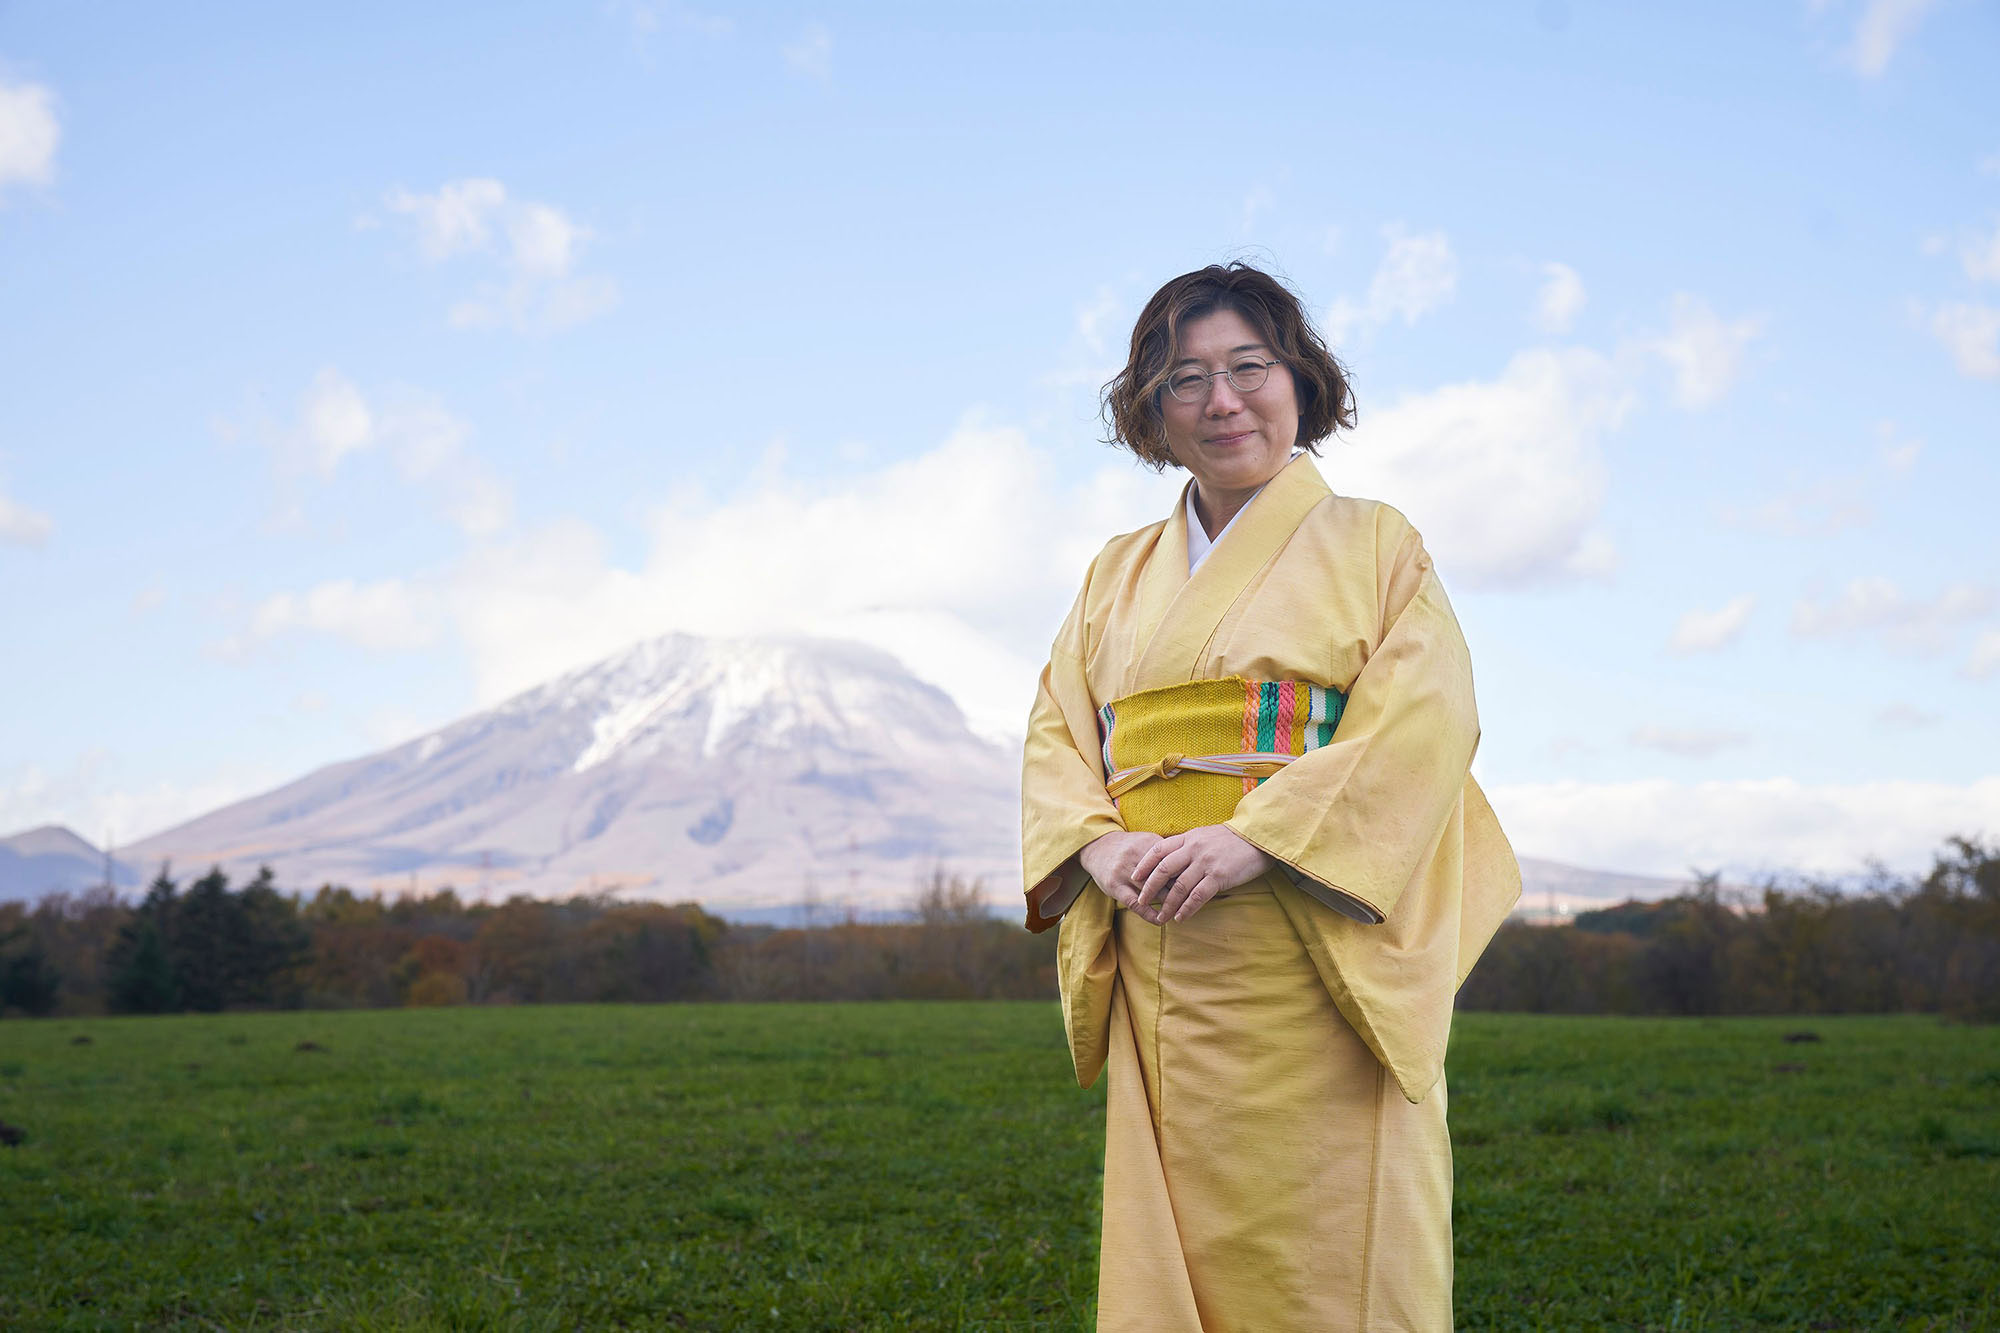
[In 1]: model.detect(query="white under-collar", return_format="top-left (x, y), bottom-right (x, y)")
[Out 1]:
top-left (1185, 481), bottom-right (1260, 573)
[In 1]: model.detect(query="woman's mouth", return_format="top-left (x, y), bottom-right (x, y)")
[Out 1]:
top-left (1205, 431), bottom-right (1254, 447)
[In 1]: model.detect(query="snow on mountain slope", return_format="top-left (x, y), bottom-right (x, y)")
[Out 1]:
top-left (121, 634), bottom-right (1020, 911)
top-left (48, 632), bottom-right (1710, 919)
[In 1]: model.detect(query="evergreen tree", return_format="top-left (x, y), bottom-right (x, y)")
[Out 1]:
top-left (107, 867), bottom-right (182, 1013)
top-left (109, 916), bottom-right (179, 1013)
top-left (0, 924), bottom-right (63, 1016)
top-left (172, 866), bottom-right (239, 1012)
top-left (235, 865), bottom-right (308, 1007)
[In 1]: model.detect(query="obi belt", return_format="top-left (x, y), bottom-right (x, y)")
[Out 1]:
top-left (1097, 677), bottom-right (1347, 838)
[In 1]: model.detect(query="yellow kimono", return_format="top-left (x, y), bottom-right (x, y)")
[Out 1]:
top-left (1021, 454), bottom-right (1520, 1332)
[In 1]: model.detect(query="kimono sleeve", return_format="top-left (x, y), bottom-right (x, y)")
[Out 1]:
top-left (1224, 523), bottom-right (1480, 923)
top-left (1020, 576), bottom-right (1125, 933)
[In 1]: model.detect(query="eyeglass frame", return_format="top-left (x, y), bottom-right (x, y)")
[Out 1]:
top-left (1161, 356), bottom-right (1284, 405)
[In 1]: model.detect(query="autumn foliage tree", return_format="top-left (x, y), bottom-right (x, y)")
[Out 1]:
top-left (1458, 838), bottom-right (2000, 1019)
top-left (6, 837), bottom-right (1996, 1020)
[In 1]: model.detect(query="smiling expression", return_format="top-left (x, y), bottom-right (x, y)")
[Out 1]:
top-left (1159, 307), bottom-right (1300, 526)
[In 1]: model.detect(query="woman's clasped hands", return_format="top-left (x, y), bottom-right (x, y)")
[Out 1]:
top-left (1079, 826), bottom-right (1276, 924)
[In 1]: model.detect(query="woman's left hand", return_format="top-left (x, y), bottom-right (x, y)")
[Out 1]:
top-left (1130, 826), bottom-right (1277, 924)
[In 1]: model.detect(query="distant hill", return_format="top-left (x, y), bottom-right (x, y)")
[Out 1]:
top-left (1514, 856), bottom-right (1695, 920)
top-left (0, 825), bottom-right (142, 903)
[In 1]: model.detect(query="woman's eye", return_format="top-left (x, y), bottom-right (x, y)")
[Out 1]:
top-left (1169, 374), bottom-right (1204, 393)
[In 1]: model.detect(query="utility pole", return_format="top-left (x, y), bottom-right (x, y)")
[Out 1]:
top-left (847, 832), bottom-right (860, 925)
top-left (801, 870), bottom-right (821, 999)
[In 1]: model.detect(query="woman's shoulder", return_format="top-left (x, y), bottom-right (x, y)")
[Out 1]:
top-left (1302, 491), bottom-right (1423, 556)
top-left (1065, 517), bottom-right (1173, 592)
top-left (1093, 516), bottom-right (1173, 564)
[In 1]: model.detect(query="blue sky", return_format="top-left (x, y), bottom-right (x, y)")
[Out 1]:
top-left (3, 0), bottom-right (1997, 879)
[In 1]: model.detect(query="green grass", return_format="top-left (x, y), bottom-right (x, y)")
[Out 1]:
top-left (1, 1007), bottom-right (1995, 1331)
top-left (1447, 1015), bottom-right (2000, 1330)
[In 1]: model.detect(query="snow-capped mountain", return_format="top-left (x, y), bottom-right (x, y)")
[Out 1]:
top-left (119, 634), bottom-right (1021, 912)
top-left (14, 632), bottom-right (1704, 919)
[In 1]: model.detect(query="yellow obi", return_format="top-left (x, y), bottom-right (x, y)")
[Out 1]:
top-left (1097, 677), bottom-right (1347, 837)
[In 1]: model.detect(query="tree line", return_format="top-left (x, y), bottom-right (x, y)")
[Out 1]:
top-left (1459, 837), bottom-right (2000, 1021)
top-left (0, 865), bottom-right (1055, 1016)
top-left (2, 837), bottom-right (1995, 1020)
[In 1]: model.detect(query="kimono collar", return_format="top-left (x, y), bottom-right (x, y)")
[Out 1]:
top-left (1125, 452), bottom-right (1333, 694)
top-left (1185, 476), bottom-right (1267, 573)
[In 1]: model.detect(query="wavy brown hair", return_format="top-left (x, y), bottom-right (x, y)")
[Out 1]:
top-left (1100, 262), bottom-right (1355, 470)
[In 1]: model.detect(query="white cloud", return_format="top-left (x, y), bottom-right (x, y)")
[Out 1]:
top-left (1326, 225), bottom-right (1457, 344)
top-left (1930, 302), bottom-right (2000, 378)
top-left (1073, 285), bottom-right (1121, 359)
top-left (130, 581), bottom-right (166, 614)
top-left (1719, 477), bottom-right (1871, 537)
top-left (1628, 726), bottom-right (1751, 759)
top-left (0, 76), bottom-right (59, 195)
top-left (1533, 262), bottom-right (1586, 333)
top-left (233, 418), bottom-right (1182, 742)
top-left (1876, 419), bottom-right (1922, 472)
top-left (1791, 576), bottom-right (1994, 655)
top-left (1240, 185), bottom-right (1276, 233)
top-left (302, 367), bottom-right (375, 474)
top-left (279, 370), bottom-right (511, 536)
top-left (1649, 293), bottom-right (1762, 409)
top-left (1846, 0), bottom-right (1937, 78)
top-left (1720, 424), bottom-right (1921, 537)
top-left (384, 178), bottom-right (617, 333)
top-left (0, 479), bottom-right (54, 546)
top-left (0, 753), bottom-right (275, 848)
top-left (1490, 775), bottom-right (2000, 877)
top-left (1962, 217), bottom-right (2000, 283)
top-left (385, 177), bottom-right (507, 259)
top-left (1967, 629), bottom-right (2000, 680)
top-left (450, 422), bottom-right (1177, 739)
top-left (616, 0), bottom-right (733, 40)
top-left (449, 274), bottom-right (617, 334)
top-left (1875, 702), bottom-right (1938, 728)
top-left (1669, 594), bottom-right (1756, 654)
top-left (1045, 284), bottom-right (1129, 389)
top-left (505, 201), bottom-right (585, 278)
top-left (249, 576), bottom-right (439, 653)
top-left (784, 23), bottom-right (832, 80)
top-left (361, 707), bottom-right (439, 750)
top-left (1331, 346), bottom-right (1631, 588)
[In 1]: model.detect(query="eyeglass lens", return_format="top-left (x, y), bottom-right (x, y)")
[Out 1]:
top-left (1167, 360), bottom-right (1271, 403)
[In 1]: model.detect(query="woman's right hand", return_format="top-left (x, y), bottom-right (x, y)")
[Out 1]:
top-left (1079, 830), bottom-right (1167, 919)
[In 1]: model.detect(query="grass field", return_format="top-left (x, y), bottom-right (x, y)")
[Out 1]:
top-left (1, 1005), bottom-right (1996, 1331)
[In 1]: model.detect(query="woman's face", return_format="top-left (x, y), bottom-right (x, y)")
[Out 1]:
top-left (1158, 307), bottom-right (1299, 500)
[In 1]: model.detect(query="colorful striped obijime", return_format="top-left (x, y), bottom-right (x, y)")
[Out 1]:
top-left (1095, 677), bottom-right (1347, 838)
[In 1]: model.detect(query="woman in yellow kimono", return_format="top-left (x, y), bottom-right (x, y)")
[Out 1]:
top-left (1021, 263), bottom-right (1521, 1331)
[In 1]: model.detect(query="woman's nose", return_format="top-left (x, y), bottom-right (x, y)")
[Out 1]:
top-left (1206, 376), bottom-right (1244, 413)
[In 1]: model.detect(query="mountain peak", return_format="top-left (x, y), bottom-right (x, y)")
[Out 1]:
top-left (0, 825), bottom-right (143, 903)
top-left (486, 632), bottom-right (974, 774)
top-left (123, 631), bottom-right (1014, 910)
top-left (2, 824), bottom-right (101, 859)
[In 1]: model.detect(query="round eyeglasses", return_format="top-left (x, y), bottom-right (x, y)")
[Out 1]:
top-left (1164, 357), bottom-right (1282, 404)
